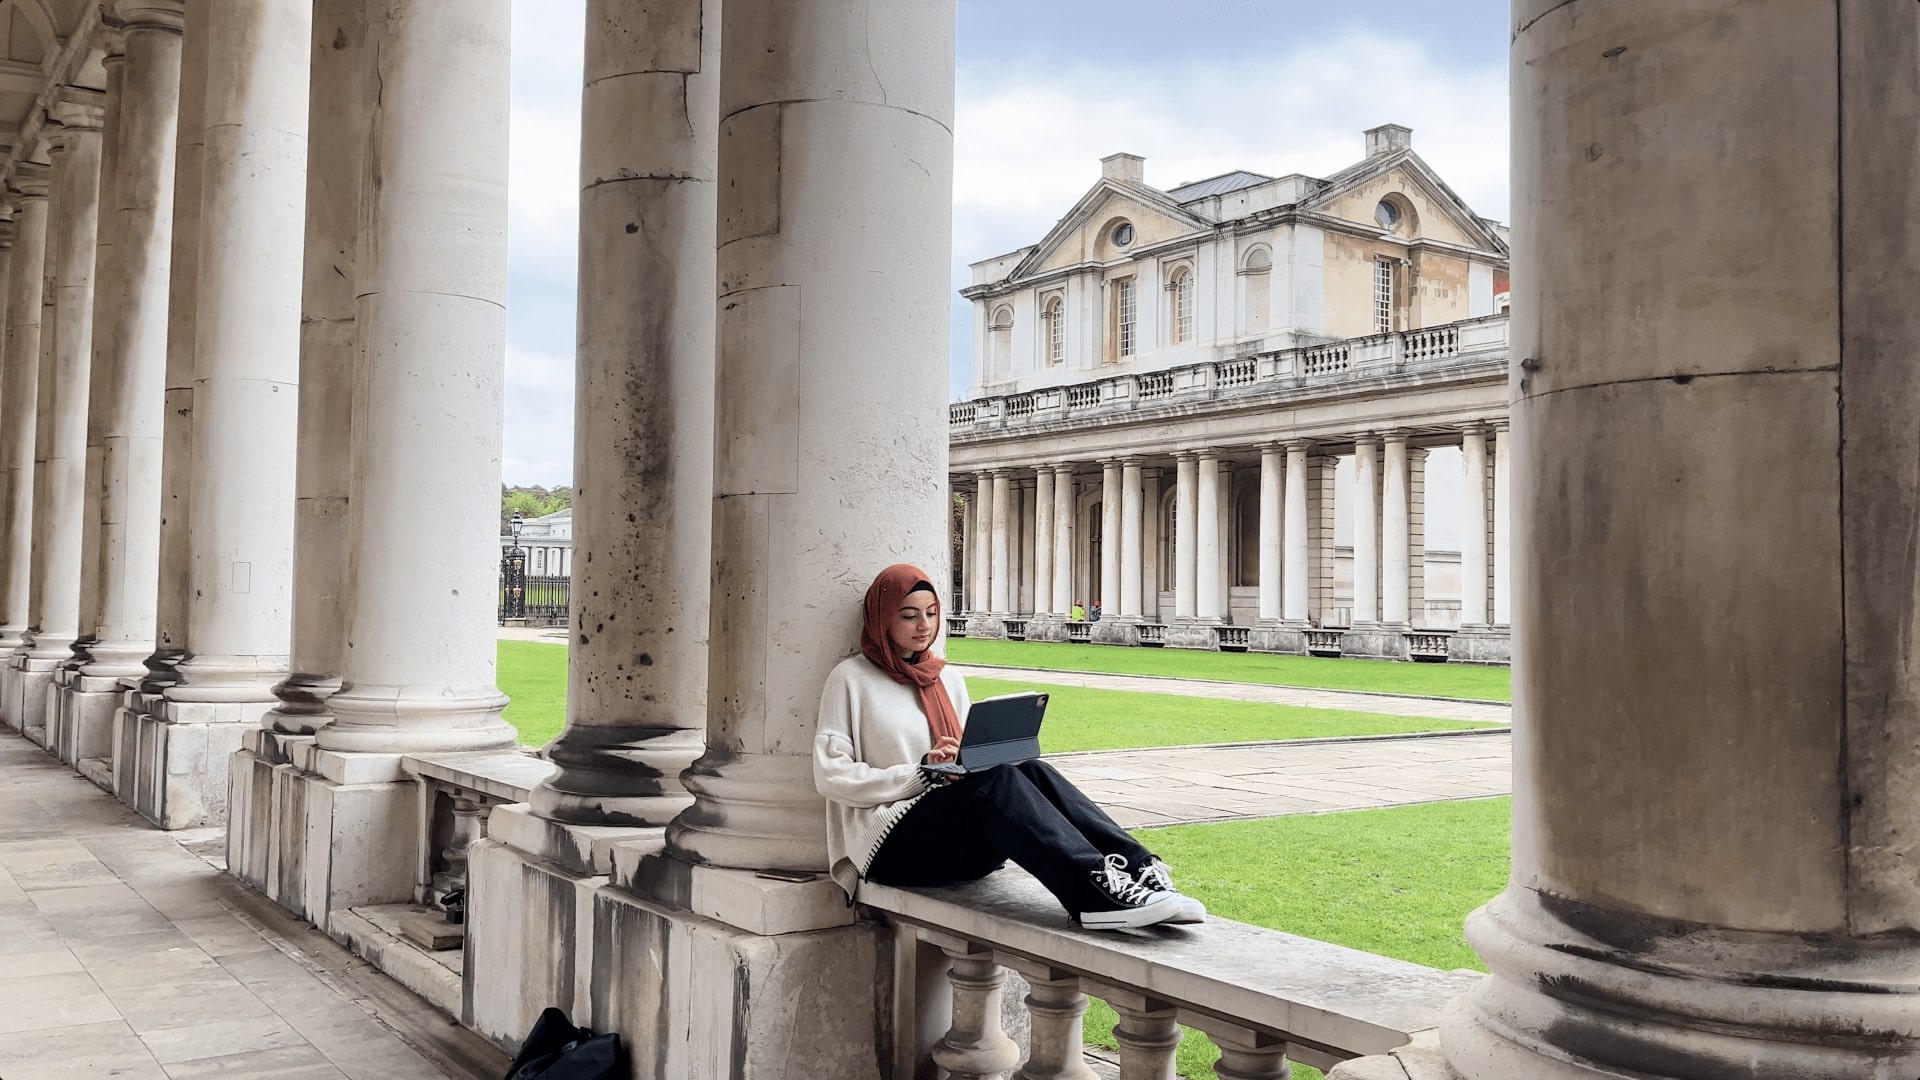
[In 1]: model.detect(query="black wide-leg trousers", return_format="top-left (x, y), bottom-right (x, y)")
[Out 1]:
top-left (864, 758), bottom-right (1154, 915)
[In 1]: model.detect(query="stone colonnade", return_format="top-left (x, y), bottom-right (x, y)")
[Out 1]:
top-left (1332, 2), bottom-right (1920, 1078)
top-left (956, 426), bottom-right (1512, 659)
top-left (0, 0), bottom-right (958, 1074)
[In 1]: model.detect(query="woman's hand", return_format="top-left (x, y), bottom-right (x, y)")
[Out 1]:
top-left (924, 736), bottom-right (960, 764)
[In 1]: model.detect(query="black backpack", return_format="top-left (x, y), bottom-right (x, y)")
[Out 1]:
top-left (502, 1008), bottom-right (625, 1080)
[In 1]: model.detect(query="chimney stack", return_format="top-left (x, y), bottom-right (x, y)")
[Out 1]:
top-left (1365, 124), bottom-right (1413, 159)
top-left (1101, 152), bottom-right (1145, 184)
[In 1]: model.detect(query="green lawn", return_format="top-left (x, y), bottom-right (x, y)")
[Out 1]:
top-left (948, 639), bottom-right (1511, 703)
top-left (971, 677), bottom-right (1492, 754)
top-left (499, 640), bottom-right (568, 746)
top-left (1089, 798), bottom-right (1512, 1079)
top-left (497, 641), bottom-right (1492, 751)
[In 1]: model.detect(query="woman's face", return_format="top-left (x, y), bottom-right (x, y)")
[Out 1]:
top-left (889, 589), bottom-right (941, 658)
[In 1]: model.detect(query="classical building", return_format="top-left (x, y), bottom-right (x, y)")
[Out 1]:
top-left (951, 130), bottom-right (1514, 662)
top-left (1, 2), bottom-right (1917, 1079)
top-left (501, 506), bottom-right (573, 578)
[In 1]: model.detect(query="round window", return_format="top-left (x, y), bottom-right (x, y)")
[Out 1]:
top-left (1112, 222), bottom-right (1135, 247)
top-left (1374, 199), bottom-right (1402, 229)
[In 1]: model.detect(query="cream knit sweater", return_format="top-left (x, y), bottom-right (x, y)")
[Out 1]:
top-left (813, 654), bottom-right (972, 900)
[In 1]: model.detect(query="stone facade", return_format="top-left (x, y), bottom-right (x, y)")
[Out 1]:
top-left (951, 132), bottom-right (1514, 662)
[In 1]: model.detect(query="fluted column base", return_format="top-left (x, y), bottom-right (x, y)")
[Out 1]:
top-left (312, 683), bottom-right (516, 754)
top-left (261, 671), bottom-right (340, 735)
top-left (1439, 890), bottom-right (1920, 1079)
top-left (527, 725), bottom-right (704, 827)
top-left (665, 749), bottom-right (828, 872)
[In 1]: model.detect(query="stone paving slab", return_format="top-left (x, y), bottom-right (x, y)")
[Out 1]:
top-left (954, 663), bottom-right (1512, 723)
top-left (1049, 730), bottom-right (1513, 827)
top-left (0, 730), bottom-right (507, 1080)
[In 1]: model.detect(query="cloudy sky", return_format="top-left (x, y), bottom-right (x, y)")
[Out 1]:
top-left (502, 0), bottom-right (1512, 487)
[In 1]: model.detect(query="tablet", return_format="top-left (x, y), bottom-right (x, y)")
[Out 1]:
top-left (959, 691), bottom-right (1048, 769)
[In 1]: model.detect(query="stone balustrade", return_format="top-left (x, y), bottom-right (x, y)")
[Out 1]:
top-left (863, 872), bottom-right (1476, 1078)
top-left (951, 313), bottom-right (1507, 435)
top-left (405, 750), bottom-right (556, 912)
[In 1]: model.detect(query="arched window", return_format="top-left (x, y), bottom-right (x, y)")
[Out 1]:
top-left (1240, 246), bottom-right (1272, 336)
top-left (1169, 267), bottom-right (1194, 344)
top-left (1045, 296), bottom-right (1065, 366)
top-left (989, 305), bottom-right (1014, 376)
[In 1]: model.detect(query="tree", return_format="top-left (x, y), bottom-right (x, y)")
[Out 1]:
top-left (500, 484), bottom-right (573, 531)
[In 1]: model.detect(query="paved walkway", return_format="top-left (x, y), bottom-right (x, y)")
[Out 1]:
top-left (953, 664), bottom-right (1511, 723)
top-left (1051, 730), bottom-right (1513, 828)
top-left (0, 731), bottom-right (507, 1080)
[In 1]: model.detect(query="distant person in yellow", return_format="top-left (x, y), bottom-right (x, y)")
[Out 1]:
top-left (1070, 601), bottom-right (1087, 622)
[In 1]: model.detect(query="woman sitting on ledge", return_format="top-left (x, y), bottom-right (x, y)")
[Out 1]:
top-left (813, 563), bottom-right (1205, 931)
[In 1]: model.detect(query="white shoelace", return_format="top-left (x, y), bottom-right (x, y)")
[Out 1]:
top-left (1136, 858), bottom-right (1175, 893)
top-left (1098, 853), bottom-right (1157, 905)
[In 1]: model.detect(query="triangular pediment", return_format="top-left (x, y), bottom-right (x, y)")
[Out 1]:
top-left (1009, 180), bottom-right (1214, 281)
top-left (1303, 151), bottom-right (1507, 255)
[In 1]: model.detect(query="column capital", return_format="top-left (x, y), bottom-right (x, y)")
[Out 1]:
top-left (1379, 429), bottom-right (1411, 445)
top-left (95, 27), bottom-right (130, 61)
top-left (47, 88), bottom-right (107, 131)
top-left (1171, 449), bottom-right (1197, 462)
top-left (8, 163), bottom-right (49, 201)
top-left (1284, 438), bottom-right (1315, 454)
top-left (1119, 457), bottom-right (1143, 470)
top-left (1351, 431), bottom-right (1382, 447)
top-left (109, 0), bottom-right (186, 33)
top-left (1459, 421), bottom-right (1490, 440)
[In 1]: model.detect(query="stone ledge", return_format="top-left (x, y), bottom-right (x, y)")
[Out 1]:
top-left (405, 749), bottom-right (554, 803)
top-left (861, 870), bottom-right (1476, 1063)
top-left (486, 802), bottom-right (644, 877)
top-left (333, 904), bottom-right (463, 1019)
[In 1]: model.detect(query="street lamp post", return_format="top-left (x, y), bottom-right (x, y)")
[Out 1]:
top-left (500, 512), bottom-right (527, 625)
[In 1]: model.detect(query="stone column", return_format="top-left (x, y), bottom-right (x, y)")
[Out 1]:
top-left (315, 0), bottom-right (514, 754)
top-left (1351, 436), bottom-right (1379, 625)
top-left (1490, 423), bottom-right (1511, 627)
top-left (1119, 460), bottom-right (1142, 618)
top-left (1215, 459), bottom-right (1233, 618)
top-left (1459, 426), bottom-right (1489, 627)
top-left (989, 471), bottom-right (1011, 615)
top-left (21, 101), bottom-right (105, 736)
top-left (663, 0), bottom-right (955, 873)
top-left (1017, 480), bottom-right (1036, 613)
top-left (524, 0), bottom-right (717, 825)
top-left (1282, 441), bottom-right (1309, 622)
top-left (1098, 461), bottom-right (1121, 614)
top-left (1033, 467), bottom-right (1053, 617)
top-left (0, 181), bottom-right (49, 662)
top-left (261, 0), bottom-right (367, 736)
top-left (1173, 453), bottom-right (1196, 619)
top-left (1256, 445), bottom-right (1281, 623)
top-left (1381, 432), bottom-right (1410, 627)
top-left (1195, 451), bottom-right (1221, 621)
top-left (1051, 465), bottom-right (1073, 615)
top-left (1140, 467), bottom-right (1162, 620)
top-left (164, 0), bottom-right (308, 710)
top-left (1428, 4), bottom-right (1920, 1076)
top-left (957, 482), bottom-right (972, 610)
top-left (80, 6), bottom-right (184, 686)
top-left (72, 41), bottom-right (126, 675)
top-left (140, 0), bottom-right (208, 695)
top-left (975, 466), bottom-right (990, 611)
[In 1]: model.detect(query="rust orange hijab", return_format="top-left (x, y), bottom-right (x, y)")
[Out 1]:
top-left (861, 564), bottom-right (964, 747)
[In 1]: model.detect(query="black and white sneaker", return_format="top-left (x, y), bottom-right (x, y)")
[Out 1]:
top-left (1135, 856), bottom-right (1206, 924)
top-left (1078, 854), bottom-right (1183, 931)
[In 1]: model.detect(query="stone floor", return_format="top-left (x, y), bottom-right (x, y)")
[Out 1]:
top-left (1051, 730), bottom-right (1514, 827)
top-left (953, 663), bottom-right (1513, 724)
top-left (0, 730), bottom-right (508, 1080)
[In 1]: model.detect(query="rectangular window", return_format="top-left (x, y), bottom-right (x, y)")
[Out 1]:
top-left (1116, 278), bottom-right (1137, 358)
top-left (1174, 272), bottom-right (1194, 344)
top-left (1373, 258), bottom-right (1395, 333)
top-left (1047, 299), bottom-right (1064, 365)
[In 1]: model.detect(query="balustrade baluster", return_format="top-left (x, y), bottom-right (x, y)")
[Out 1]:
top-left (1200, 1023), bottom-right (1290, 1080)
top-left (1108, 998), bottom-right (1179, 1080)
top-left (931, 944), bottom-right (1022, 1080)
top-left (1004, 965), bottom-right (1096, 1080)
